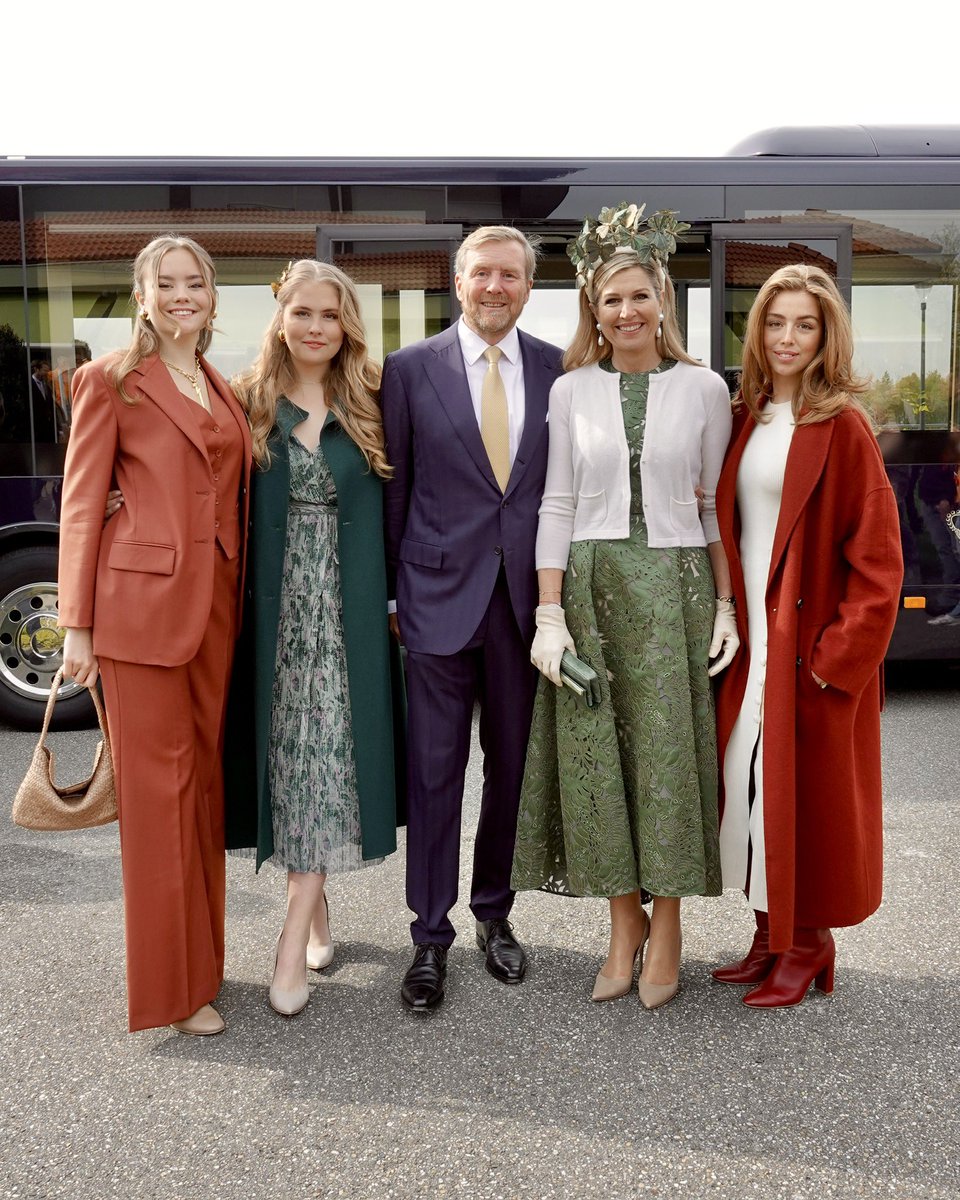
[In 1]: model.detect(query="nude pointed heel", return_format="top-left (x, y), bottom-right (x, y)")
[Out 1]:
top-left (170, 1003), bottom-right (225, 1036)
top-left (636, 977), bottom-right (679, 1010)
top-left (638, 930), bottom-right (681, 1010)
top-left (306, 893), bottom-right (334, 972)
top-left (592, 925), bottom-right (649, 1003)
top-left (269, 933), bottom-right (310, 1017)
top-left (588, 936), bottom-right (648, 1003)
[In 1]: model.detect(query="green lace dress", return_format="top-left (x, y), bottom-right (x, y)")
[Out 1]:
top-left (268, 433), bottom-right (380, 875)
top-left (512, 360), bottom-right (721, 899)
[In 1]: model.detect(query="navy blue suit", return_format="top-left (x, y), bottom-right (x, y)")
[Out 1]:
top-left (382, 322), bottom-right (563, 944)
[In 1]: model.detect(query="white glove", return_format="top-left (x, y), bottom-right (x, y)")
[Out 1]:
top-left (531, 604), bottom-right (575, 686)
top-left (707, 599), bottom-right (740, 677)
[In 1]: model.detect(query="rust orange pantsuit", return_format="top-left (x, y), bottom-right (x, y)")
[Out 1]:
top-left (58, 354), bottom-right (252, 1031)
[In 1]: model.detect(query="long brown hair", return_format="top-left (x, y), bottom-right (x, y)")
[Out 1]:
top-left (235, 260), bottom-right (390, 476)
top-left (564, 250), bottom-right (700, 372)
top-left (738, 264), bottom-right (868, 425)
top-left (109, 235), bottom-right (218, 404)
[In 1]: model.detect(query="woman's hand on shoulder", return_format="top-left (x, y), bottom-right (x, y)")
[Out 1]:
top-left (62, 628), bottom-right (99, 689)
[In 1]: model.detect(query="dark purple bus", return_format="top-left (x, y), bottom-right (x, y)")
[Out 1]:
top-left (1, 128), bottom-right (958, 725)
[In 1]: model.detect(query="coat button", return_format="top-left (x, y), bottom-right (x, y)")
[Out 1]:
top-left (796, 598), bottom-right (804, 609)
top-left (494, 546), bottom-right (503, 556)
top-left (796, 656), bottom-right (803, 666)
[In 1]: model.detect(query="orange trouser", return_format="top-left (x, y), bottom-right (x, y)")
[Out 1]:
top-left (99, 549), bottom-right (239, 1032)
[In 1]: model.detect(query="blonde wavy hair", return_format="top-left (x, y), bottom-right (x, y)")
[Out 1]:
top-left (564, 251), bottom-right (700, 372)
top-left (235, 260), bottom-right (390, 476)
top-left (110, 234), bottom-right (218, 403)
top-left (738, 264), bottom-right (867, 425)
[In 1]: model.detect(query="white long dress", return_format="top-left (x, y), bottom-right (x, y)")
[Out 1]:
top-left (719, 400), bottom-right (795, 910)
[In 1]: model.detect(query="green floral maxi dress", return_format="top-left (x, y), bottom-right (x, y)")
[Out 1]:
top-left (512, 361), bottom-right (721, 899)
top-left (268, 435), bottom-right (379, 874)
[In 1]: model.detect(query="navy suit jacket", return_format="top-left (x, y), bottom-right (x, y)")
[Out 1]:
top-left (382, 323), bottom-right (564, 656)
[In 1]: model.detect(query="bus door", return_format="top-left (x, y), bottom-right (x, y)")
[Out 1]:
top-left (708, 223), bottom-right (853, 390)
top-left (316, 223), bottom-right (463, 362)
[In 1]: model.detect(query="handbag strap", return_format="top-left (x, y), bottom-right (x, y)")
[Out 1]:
top-left (39, 667), bottom-right (111, 746)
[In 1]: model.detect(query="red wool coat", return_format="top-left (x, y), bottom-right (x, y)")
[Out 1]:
top-left (715, 402), bottom-right (904, 952)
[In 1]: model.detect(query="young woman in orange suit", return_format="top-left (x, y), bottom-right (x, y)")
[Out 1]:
top-left (713, 264), bottom-right (903, 1008)
top-left (59, 235), bottom-right (252, 1035)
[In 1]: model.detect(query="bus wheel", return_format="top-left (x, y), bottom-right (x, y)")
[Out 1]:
top-left (0, 546), bottom-right (96, 730)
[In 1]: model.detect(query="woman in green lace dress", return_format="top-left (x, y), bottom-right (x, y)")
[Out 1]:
top-left (226, 260), bottom-right (401, 1017)
top-left (512, 221), bottom-right (738, 1009)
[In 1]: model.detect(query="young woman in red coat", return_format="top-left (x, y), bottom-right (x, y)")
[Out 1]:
top-left (713, 264), bottom-right (903, 1008)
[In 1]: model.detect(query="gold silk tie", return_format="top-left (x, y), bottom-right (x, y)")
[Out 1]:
top-left (481, 345), bottom-right (510, 491)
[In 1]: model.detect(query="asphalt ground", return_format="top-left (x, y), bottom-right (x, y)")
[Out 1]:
top-left (0, 664), bottom-right (957, 1200)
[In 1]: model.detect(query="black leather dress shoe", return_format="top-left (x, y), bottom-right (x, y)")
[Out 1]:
top-left (476, 919), bottom-right (527, 984)
top-left (401, 943), bottom-right (448, 1012)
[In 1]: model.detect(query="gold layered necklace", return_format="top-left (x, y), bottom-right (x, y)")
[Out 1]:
top-left (163, 355), bottom-right (210, 412)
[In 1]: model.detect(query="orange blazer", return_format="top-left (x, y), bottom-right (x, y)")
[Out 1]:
top-left (58, 353), bottom-right (253, 667)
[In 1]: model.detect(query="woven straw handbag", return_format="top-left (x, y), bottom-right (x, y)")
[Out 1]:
top-left (11, 668), bottom-right (117, 831)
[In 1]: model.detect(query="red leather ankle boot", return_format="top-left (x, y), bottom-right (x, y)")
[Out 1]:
top-left (742, 927), bottom-right (835, 1009)
top-left (712, 910), bottom-right (774, 985)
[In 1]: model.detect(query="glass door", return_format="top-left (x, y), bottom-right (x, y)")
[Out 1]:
top-left (316, 223), bottom-right (463, 362)
top-left (709, 223), bottom-right (853, 390)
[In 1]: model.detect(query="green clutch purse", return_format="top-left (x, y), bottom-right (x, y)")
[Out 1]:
top-left (560, 650), bottom-right (601, 707)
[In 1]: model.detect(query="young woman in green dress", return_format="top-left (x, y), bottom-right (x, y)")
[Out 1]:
top-left (512, 207), bottom-right (739, 1009)
top-left (226, 260), bottom-right (401, 1017)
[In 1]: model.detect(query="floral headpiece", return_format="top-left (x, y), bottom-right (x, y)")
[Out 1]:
top-left (270, 261), bottom-right (294, 299)
top-left (568, 203), bottom-right (690, 297)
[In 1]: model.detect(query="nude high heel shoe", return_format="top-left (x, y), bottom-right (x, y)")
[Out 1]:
top-left (592, 920), bottom-right (650, 1002)
top-left (306, 893), bottom-right (334, 971)
top-left (637, 932), bottom-right (682, 1010)
top-left (269, 933), bottom-right (310, 1017)
top-left (170, 1003), bottom-right (225, 1036)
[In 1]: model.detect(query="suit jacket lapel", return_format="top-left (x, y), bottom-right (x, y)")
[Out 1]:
top-left (507, 332), bottom-right (553, 498)
top-left (132, 355), bottom-right (210, 462)
top-left (423, 325), bottom-right (500, 489)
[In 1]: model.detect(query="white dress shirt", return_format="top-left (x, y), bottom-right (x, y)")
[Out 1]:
top-left (457, 318), bottom-right (526, 465)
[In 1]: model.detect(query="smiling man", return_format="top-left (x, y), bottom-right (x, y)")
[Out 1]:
top-left (382, 226), bottom-right (563, 1012)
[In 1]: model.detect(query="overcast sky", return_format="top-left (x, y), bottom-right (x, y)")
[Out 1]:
top-left (6, 1), bottom-right (959, 159)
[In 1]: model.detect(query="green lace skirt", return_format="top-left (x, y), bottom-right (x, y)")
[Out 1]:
top-left (512, 517), bottom-right (721, 899)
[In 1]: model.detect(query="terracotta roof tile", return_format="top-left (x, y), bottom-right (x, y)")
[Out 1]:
top-left (725, 241), bottom-right (838, 286)
top-left (0, 209), bottom-right (452, 290)
top-left (744, 211), bottom-right (940, 256)
top-left (1, 209), bottom-right (416, 265)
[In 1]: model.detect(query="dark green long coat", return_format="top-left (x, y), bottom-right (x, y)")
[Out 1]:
top-left (224, 398), bottom-right (404, 869)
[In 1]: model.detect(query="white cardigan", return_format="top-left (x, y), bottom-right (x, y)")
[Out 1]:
top-left (536, 361), bottom-right (733, 569)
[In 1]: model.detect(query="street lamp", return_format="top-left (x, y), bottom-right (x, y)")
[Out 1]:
top-left (915, 284), bottom-right (932, 431)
